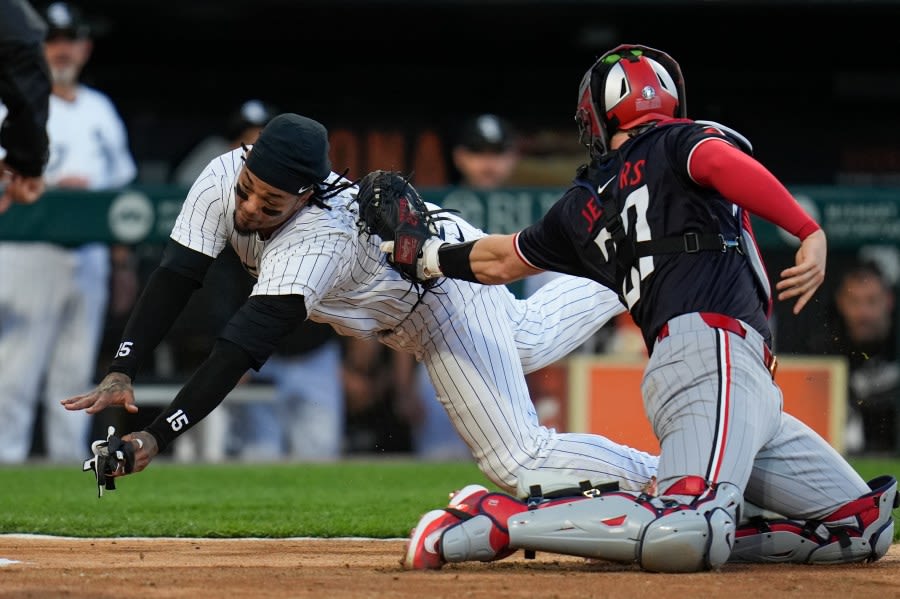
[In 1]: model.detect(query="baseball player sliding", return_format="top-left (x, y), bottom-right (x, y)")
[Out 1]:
top-left (62, 113), bottom-right (661, 500)
top-left (377, 45), bottom-right (897, 572)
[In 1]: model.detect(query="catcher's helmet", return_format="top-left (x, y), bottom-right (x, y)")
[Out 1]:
top-left (576, 44), bottom-right (686, 158)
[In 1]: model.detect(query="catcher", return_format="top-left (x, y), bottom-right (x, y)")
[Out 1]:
top-left (64, 113), bottom-right (661, 502)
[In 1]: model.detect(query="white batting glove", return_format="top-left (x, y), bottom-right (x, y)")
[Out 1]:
top-left (380, 237), bottom-right (447, 281)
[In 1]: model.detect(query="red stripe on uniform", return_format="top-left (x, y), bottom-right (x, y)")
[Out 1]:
top-left (710, 330), bottom-right (731, 483)
top-left (512, 232), bottom-right (540, 270)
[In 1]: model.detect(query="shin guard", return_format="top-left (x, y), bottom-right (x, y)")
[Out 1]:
top-left (441, 492), bottom-right (526, 564)
top-left (508, 477), bottom-right (741, 573)
top-left (732, 475), bottom-right (898, 564)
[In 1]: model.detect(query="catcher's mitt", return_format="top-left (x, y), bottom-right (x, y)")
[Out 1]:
top-left (355, 170), bottom-right (456, 284)
top-left (83, 426), bottom-right (137, 498)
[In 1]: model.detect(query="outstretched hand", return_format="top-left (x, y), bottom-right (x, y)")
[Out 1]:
top-left (61, 371), bottom-right (138, 415)
top-left (120, 431), bottom-right (158, 475)
top-left (0, 164), bottom-right (45, 213)
top-left (83, 428), bottom-right (158, 497)
top-left (775, 229), bottom-right (826, 314)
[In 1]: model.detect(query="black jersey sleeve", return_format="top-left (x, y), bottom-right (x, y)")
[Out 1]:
top-left (106, 241), bottom-right (214, 380)
top-left (516, 185), bottom-right (597, 277)
top-left (219, 294), bottom-right (309, 370)
top-left (668, 122), bottom-right (739, 187)
top-left (142, 294), bottom-right (308, 453)
top-left (0, 39), bottom-right (50, 176)
top-left (144, 338), bottom-right (254, 453)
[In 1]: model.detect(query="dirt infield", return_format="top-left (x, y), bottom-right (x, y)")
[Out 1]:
top-left (0, 536), bottom-right (897, 598)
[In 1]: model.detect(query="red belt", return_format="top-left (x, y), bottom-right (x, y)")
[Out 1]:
top-left (656, 312), bottom-right (777, 379)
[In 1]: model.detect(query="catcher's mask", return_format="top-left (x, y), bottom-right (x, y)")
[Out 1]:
top-left (575, 44), bottom-right (686, 158)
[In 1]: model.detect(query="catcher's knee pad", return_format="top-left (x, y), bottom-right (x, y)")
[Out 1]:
top-left (508, 477), bottom-right (741, 573)
top-left (641, 478), bottom-right (741, 572)
top-left (732, 475), bottom-right (898, 564)
top-left (442, 493), bottom-right (526, 564)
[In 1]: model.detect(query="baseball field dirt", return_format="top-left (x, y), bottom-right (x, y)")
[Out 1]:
top-left (0, 537), bottom-right (897, 598)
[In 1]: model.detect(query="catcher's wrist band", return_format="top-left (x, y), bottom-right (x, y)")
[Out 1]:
top-left (419, 238), bottom-right (446, 279)
top-left (437, 241), bottom-right (478, 283)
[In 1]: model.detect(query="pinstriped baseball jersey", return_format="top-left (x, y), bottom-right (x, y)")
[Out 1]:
top-left (169, 147), bottom-right (659, 493)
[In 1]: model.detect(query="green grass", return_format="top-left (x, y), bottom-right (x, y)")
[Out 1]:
top-left (0, 458), bottom-right (896, 540)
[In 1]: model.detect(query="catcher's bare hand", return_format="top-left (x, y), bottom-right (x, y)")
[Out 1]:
top-left (61, 371), bottom-right (138, 415)
top-left (775, 228), bottom-right (826, 314)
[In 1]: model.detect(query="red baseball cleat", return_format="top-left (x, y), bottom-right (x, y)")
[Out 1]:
top-left (402, 509), bottom-right (466, 570)
top-left (447, 484), bottom-right (489, 514)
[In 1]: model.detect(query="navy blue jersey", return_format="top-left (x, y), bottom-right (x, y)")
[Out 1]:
top-left (517, 121), bottom-right (772, 352)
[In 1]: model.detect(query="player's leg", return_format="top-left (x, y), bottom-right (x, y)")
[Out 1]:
top-left (423, 285), bottom-right (655, 495)
top-left (43, 244), bottom-right (109, 461)
top-left (411, 362), bottom-right (470, 460)
top-left (0, 244), bottom-right (70, 462)
top-left (506, 279), bottom-right (659, 494)
top-left (734, 411), bottom-right (896, 564)
top-left (404, 480), bottom-right (742, 573)
top-left (637, 313), bottom-right (793, 570)
top-left (511, 274), bottom-right (624, 373)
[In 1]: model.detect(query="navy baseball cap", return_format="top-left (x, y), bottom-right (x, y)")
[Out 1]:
top-left (245, 114), bottom-right (332, 194)
top-left (43, 2), bottom-right (90, 40)
top-left (457, 114), bottom-right (516, 153)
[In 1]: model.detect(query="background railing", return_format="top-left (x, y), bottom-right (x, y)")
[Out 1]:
top-left (3, 185), bottom-right (899, 249)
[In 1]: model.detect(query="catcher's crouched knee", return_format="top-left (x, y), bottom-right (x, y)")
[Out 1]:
top-left (639, 502), bottom-right (737, 572)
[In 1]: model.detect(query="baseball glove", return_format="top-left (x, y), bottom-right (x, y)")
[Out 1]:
top-left (355, 170), bottom-right (456, 284)
top-left (82, 426), bottom-right (137, 498)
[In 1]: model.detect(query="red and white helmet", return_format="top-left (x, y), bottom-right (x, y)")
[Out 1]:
top-left (576, 44), bottom-right (686, 157)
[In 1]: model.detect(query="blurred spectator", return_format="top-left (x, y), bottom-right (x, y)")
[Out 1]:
top-left (171, 98), bottom-right (279, 186)
top-left (0, 0), bottom-right (51, 212)
top-left (450, 113), bottom-right (520, 188)
top-left (0, 1), bottom-right (137, 463)
top-left (805, 259), bottom-right (898, 454)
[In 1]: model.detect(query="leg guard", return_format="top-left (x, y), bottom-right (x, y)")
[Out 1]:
top-left (441, 490), bottom-right (593, 564)
top-left (732, 475), bottom-right (898, 564)
top-left (509, 476), bottom-right (742, 573)
top-left (440, 492), bottom-right (528, 564)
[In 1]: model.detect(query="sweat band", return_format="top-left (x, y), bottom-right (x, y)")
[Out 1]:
top-left (437, 241), bottom-right (479, 283)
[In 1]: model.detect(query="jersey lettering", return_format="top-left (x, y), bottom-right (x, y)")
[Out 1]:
top-left (166, 409), bottom-right (189, 432)
top-left (621, 185), bottom-right (653, 308)
top-left (581, 196), bottom-right (603, 230)
top-left (115, 341), bottom-right (133, 358)
top-left (589, 185), bottom-right (654, 308)
top-left (619, 159), bottom-right (646, 188)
